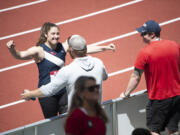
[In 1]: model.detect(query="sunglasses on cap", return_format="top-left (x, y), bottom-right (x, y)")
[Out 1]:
top-left (85, 85), bottom-right (100, 92)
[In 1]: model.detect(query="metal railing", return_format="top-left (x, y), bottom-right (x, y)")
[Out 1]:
top-left (1, 90), bottom-right (179, 135)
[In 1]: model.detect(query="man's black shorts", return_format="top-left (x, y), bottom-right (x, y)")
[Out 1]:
top-left (146, 95), bottom-right (180, 133)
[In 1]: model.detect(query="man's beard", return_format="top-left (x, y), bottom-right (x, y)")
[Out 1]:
top-left (143, 37), bottom-right (150, 44)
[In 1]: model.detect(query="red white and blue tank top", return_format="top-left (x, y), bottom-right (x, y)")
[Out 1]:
top-left (37, 43), bottom-right (66, 88)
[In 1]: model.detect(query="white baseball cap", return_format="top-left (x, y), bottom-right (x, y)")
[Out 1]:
top-left (67, 35), bottom-right (86, 50)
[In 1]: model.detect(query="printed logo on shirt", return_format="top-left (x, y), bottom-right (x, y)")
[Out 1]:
top-left (50, 70), bottom-right (58, 81)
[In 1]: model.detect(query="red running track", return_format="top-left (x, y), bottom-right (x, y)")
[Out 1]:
top-left (0, 0), bottom-right (180, 132)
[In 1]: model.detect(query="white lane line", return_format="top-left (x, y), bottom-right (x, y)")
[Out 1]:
top-left (108, 66), bottom-right (134, 77)
top-left (0, 0), bottom-right (143, 40)
top-left (89, 31), bottom-right (137, 46)
top-left (0, 0), bottom-right (48, 13)
top-left (0, 61), bottom-right (34, 73)
top-left (0, 100), bottom-right (26, 109)
top-left (55, 0), bottom-right (143, 25)
top-left (0, 17), bottom-right (179, 73)
top-left (88, 17), bottom-right (180, 46)
top-left (0, 66), bottom-right (135, 109)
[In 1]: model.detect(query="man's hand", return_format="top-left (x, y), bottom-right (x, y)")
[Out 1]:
top-left (108, 43), bottom-right (115, 51)
top-left (120, 92), bottom-right (130, 99)
top-left (21, 89), bottom-right (32, 101)
top-left (7, 40), bottom-right (15, 49)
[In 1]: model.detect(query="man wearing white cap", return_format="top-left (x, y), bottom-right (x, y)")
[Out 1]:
top-left (22, 35), bottom-right (108, 108)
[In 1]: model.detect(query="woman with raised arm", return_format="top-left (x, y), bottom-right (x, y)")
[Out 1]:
top-left (6, 22), bottom-right (115, 119)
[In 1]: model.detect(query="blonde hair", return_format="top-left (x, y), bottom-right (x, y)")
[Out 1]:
top-left (67, 76), bottom-right (108, 123)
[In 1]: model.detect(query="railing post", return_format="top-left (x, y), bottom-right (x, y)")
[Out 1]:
top-left (35, 126), bottom-right (38, 135)
top-left (112, 101), bottom-right (118, 135)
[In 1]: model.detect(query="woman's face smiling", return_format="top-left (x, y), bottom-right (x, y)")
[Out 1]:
top-left (46, 27), bottom-right (60, 46)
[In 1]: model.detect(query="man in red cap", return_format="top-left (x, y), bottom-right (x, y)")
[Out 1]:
top-left (120, 20), bottom-right (180, 135)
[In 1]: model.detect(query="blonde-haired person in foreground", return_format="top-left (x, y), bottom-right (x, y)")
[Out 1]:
top-left (65, 76), bottom-right (108, 135)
